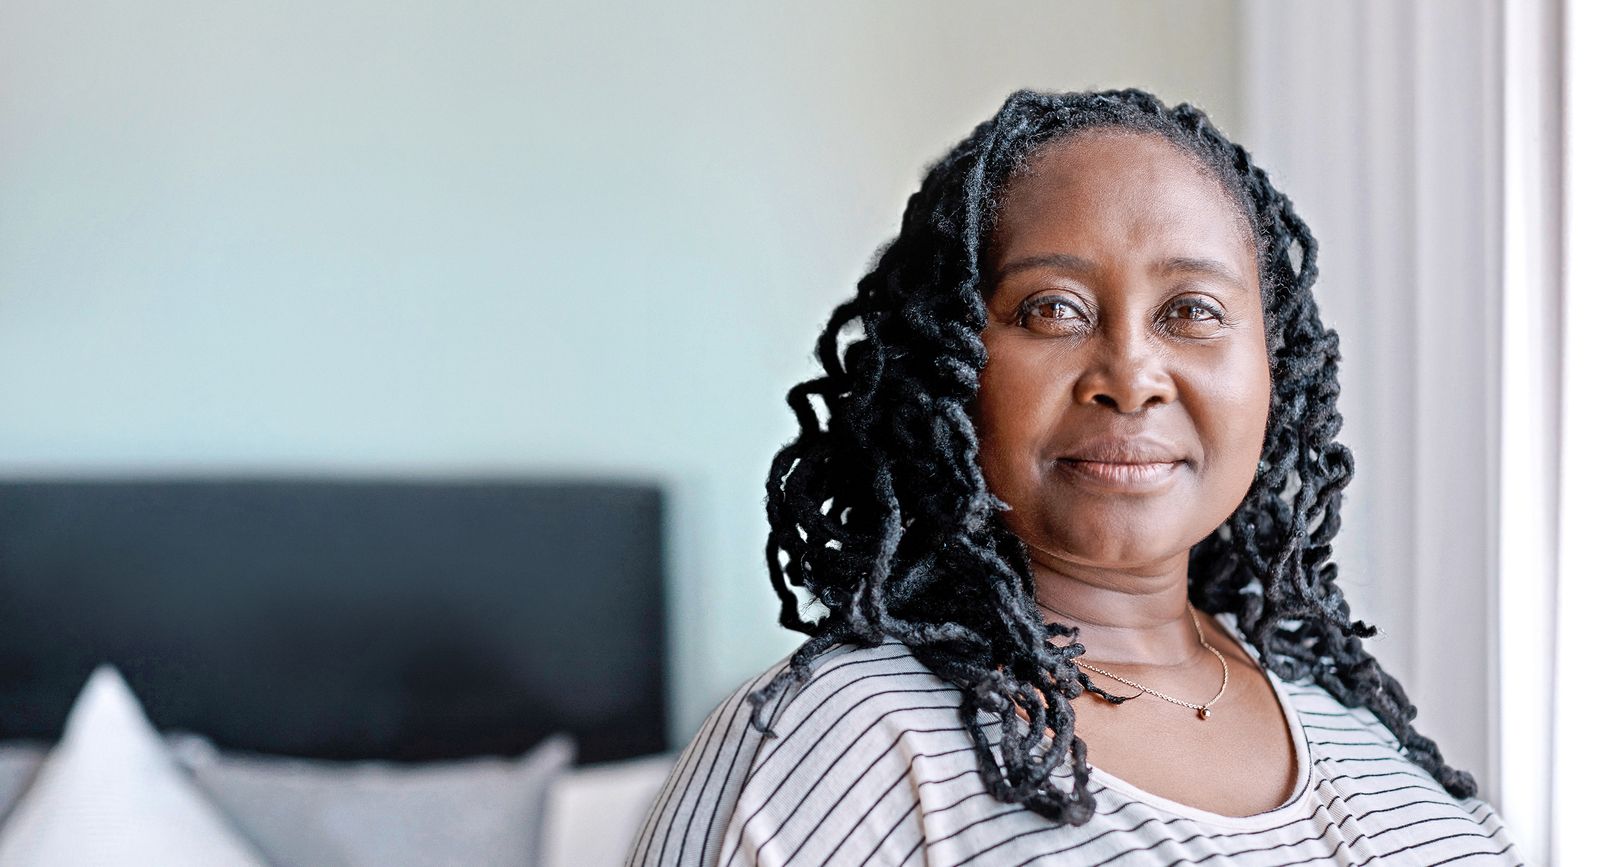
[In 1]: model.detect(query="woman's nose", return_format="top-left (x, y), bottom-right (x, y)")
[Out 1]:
top-left (1071, 325), bottom-right (1178, 414)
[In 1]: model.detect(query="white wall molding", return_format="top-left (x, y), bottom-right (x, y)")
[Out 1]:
top-left (1553, 0), bottom-right (1597, 860)
top-left (1499, 0), bottom-right (1562, 861)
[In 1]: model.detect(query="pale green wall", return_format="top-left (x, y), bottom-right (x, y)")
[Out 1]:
top-left (0, 0), bottom-right (1241, 744)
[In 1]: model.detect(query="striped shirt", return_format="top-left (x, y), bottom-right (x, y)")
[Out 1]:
top-left (628, 613), bottom-right (1522, 866)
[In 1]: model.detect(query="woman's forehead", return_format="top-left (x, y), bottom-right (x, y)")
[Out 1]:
top-left (987, 130), bottom-right (1259, 286)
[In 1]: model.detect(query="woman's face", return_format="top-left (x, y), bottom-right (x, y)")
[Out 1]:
top-left (975, 130), bottom-right (1271, 573)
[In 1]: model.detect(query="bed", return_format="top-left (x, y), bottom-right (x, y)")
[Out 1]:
top-left (0, 478), bottom-right (673, 865)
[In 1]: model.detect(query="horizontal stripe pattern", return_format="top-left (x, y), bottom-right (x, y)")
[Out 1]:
top-left (627, 618), bottom-right (1522, 866)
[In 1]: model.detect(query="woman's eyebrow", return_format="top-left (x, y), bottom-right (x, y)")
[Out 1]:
top-left (993, 253), bottom-right (1246, 294)
top-left (1156, 256), bottom-right (1248, 292)
top-left (993, 252), bottom-right (1097, 281)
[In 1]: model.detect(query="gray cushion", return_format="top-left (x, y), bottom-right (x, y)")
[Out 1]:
top-left (0, 744), bottom-right (48, 825)
top-left (167, 732), bottom-right (575, 867)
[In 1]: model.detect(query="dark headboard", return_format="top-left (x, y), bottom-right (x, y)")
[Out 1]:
top-left (0, 479), bottom-right (665, 765)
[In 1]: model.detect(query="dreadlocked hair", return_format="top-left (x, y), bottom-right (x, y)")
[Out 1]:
top-left (750, 87), bottom-right (1476, 826)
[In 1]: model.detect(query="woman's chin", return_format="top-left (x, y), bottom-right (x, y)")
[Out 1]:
top-left (1024, 515), bottom-right (1202, 570)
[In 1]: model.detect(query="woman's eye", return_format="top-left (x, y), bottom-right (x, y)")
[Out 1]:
top-left (1019, 297), bottom-right (1086, 330)
top-left (1035, 300), bottom-right (1078, 320)
top-left (1167, 298), bottom-right (1225, 325)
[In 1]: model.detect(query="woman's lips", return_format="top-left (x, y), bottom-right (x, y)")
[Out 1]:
top-left (1054, 458), bottom-right (1184, 492)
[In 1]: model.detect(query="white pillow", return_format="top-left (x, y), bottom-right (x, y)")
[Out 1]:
top-left (0, 666), bottom-right (268, 867)
top-left (543, 752), bottom-right (676, 867)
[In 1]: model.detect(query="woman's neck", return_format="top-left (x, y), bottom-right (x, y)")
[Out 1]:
top-left (1029, 548), bottom-right (1202, 668)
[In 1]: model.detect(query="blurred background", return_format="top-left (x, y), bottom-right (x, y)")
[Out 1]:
top-left (0, 0), bottom-right (1588, 863)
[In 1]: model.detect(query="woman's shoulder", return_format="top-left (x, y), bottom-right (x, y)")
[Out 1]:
top-left (626, 638), bottom-right (966, 867)
top-left (694, 636), bottom-right (965, 772)
top-left (748, 637), bottom-right (961, 732)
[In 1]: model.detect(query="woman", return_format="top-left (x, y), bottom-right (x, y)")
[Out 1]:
top-left (628, 88), bottom-right (1522, 865)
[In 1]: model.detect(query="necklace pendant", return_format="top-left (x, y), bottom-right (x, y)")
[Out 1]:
top-left (1198, 707), bottom-right (1212, 720)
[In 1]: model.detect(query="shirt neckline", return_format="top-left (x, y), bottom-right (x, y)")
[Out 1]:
top-left (1075, 610), bottom-right (1317, 830)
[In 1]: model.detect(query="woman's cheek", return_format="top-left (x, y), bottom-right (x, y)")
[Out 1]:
top-left (1188, 351), bottom-right (1272, 501)
top-left (975, 343), bottom-right (1060, 507)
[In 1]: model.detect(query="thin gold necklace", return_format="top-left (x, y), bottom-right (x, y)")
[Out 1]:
top-left (1038, 600), bottom-right (1230, 720)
